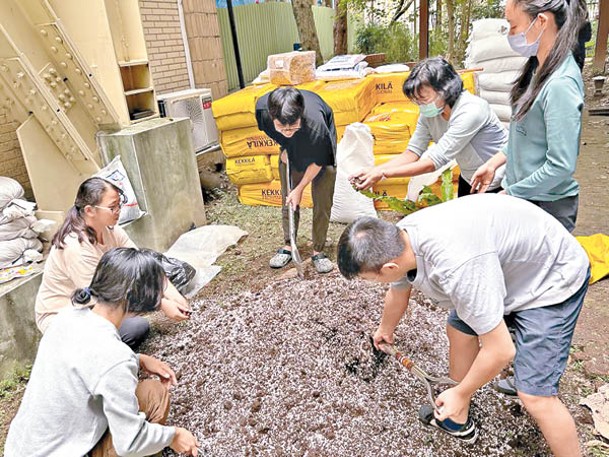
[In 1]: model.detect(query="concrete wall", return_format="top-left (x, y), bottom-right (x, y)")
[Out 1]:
top-left (0, 274), bottom-right (42, 379)
top-left (139, 0), bottom-right (192, 95)
top-left (0, 109), bottom-right (32, 200)
top-left (98, 117), bottom-right (206, 252)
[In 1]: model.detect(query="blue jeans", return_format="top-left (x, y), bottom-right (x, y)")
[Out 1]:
top-left (447, 268), bottom-right (590, 396)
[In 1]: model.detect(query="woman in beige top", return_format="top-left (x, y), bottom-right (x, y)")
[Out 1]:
top-left (35, 177), bottom-right (191, 348)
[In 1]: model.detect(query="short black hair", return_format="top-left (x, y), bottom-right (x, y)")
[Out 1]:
top-left (72, 248), bottom-right (166, 314)
top-left (403, 57), bottom-right (464, 108)
top-left (337, 217), bottom-right (405, 279)
top-left (268, 87), bottom-right (305, 125)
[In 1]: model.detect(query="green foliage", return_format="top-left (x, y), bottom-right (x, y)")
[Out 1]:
top-left (0, 365), bottom-right (30, 399)
top-left (357, 168), bottom-right (456, 215)
top-left (355, 22), bottom-right (417, 63)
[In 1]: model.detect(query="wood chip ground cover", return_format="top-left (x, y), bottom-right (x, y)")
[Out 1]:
top-left (144, 274), bottom-right (556, 457)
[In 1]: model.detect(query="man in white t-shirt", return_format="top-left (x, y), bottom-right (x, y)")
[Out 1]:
top-left (336, 194), bottom-right (590, 457)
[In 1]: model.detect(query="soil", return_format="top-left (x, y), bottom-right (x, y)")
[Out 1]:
top-left (146, 279), bottom-right (601, 457)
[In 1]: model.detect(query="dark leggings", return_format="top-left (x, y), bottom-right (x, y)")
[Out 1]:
top-left (119, 317), bottom-right (150, 350)
top-left (457, 174), bottom-right (503, 197)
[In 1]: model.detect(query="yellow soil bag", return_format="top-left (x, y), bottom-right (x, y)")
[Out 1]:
top-left (226, 155), bottom-right (272, 185)
top-left (221, 126), bottom-right (280, 158)
top-left (373, 155), bottom-right (411, 185)
top-left (238, 180), bottom-right (313, 208)
top-left (459, 69), bottom-right (478, 95)
top-left (315, 79), bottom-right (376, 126)
top-left (364, 112), bottom-right (414, 155)
top-left (576, 234), bottom-right (609, 284)
top-left (368, 72), bottom-right (410, 103)
top-left (212, 83), bottom-right (276, 131)
top-left (371, 183), bottom-right (408, 210)
top-left (269, 155), bottom-right (281, 180)
top-left (371, 100), bottom-right (419, 116)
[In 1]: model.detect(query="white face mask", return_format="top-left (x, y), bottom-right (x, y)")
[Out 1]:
top-left (507, 16), bottom-right (544, 58)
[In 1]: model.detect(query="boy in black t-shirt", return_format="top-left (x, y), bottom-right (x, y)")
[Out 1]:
top-left (256, 87), bottom-right (337, 273)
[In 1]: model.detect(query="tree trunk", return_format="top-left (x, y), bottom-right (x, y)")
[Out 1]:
top-left (436, 0), bottom-right (442, 33)
top-left (456, 0), bottom-right (473, 63)
top-left (334, 0), bottom-right (348, 55)
top-left (291, 0), bottom-right (324, 66)
top-left (445, 0), bottom-right (455, 61)
top-left (391, 0), bottom-right (415, 24)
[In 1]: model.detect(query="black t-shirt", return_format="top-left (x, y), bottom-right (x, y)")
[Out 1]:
top-left (255, 90), bottom-right (337, 172)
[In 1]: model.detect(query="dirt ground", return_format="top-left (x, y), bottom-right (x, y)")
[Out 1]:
top-left (571, 68), bottom-right (609, 380)
top-left (1, 72), bottom-right (608, 456)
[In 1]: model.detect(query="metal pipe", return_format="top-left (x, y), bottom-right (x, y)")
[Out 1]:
top-left (177, 0), bottom-right (195, 89)
top-left (226, 0), bottom-right (245, 89)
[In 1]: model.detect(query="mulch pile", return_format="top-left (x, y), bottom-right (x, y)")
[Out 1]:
top-left (145, 273), bottom-right (550, 456)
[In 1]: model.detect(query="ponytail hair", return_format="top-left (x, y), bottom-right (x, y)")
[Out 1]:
top-left (52, 177), bottom-right (122, 249)
top-left (510, 0), bottom-right (588, 121)
top-left (72, 248), bottom-right (165, 314)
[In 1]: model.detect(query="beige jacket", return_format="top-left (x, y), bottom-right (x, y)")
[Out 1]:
top-left (35, 225), bottom-right (136, 332)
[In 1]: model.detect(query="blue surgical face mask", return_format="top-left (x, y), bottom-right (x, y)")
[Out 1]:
top-left (419, 98), bottom-right (445, 118)
top-left (507, 16), bottom-right (544, 58)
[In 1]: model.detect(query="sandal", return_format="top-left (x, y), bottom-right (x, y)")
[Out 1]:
top-left (270, 248), bottom-right (292, 269)
top-left (312, 253), bottom-right (334, 274)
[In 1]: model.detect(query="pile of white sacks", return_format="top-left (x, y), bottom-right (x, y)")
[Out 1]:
top-left (0, 177), bottom-right (46, 269)
top-left (465, 18), bottom-right (527, 129)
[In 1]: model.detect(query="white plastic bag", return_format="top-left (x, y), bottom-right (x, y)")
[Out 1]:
top-left (330, 123), bottom-right (377, 223)
top-left (407, 152), bottom-right (457, 202)
top-left (95, 156), bottom-right (144, 224)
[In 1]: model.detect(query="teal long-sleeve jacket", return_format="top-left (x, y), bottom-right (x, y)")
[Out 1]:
top-left (502, 53), bottom-right (584, 201)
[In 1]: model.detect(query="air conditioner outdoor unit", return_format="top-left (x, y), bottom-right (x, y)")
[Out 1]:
top-left (157, 88), bottom-right (219, 153)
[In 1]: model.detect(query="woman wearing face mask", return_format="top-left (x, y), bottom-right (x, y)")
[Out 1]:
top-left (350, 57), bottom-right (508, 196)
top-left (471, 0), bottom-right (588, 232)
top-left (35, 177), bottom-right (191, 349)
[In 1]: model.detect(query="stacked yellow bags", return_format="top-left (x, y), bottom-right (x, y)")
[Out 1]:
top-left (313, 78), bottom-right (376, 126)
top-left (212, 68), bottom-right (479, 208)
top-left (367, 72), bottom-right (411, 103)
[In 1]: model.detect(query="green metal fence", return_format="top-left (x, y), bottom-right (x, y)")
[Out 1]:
top-left (218, 3), bottom-right (357, 91)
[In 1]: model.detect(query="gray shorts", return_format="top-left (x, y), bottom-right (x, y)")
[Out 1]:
top-left (529, 194), bottom-right (579, 233)
top-left (447, 268), bottom-right (590, 396)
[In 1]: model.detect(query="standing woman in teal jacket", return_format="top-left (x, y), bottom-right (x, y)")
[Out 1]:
top-left (471, 0), bottom-right (588, 232)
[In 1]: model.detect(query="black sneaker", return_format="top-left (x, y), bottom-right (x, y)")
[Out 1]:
top-left (418, 404), bottom-right (478, 444)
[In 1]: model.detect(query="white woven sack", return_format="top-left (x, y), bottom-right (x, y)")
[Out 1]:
top-left (478, 71), bottom-right (521, 92)
top-left (0, 177), bottom-right (24, 212)
top-left (479, 89), bottom-right (512, 106)
top-left (330, 123), bottom-right (377, 223)
top-left (0, 237), bottom-right (43, 268)
top-left (0, 215), bottom-right (38, 242)
top-left (95, 156), bottom-right (144, 224)
top-left (469, 19), bottom-right (510, 42)
top-left (479, 57), bottom-right (527, 74)
top-left (490, 104), bottom-right (513, 122)
top-left (467, 36), bottom-right (521, 65)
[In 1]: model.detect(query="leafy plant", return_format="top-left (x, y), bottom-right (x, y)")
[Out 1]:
top-left (355, 22), bottom-right (417, 64)
top-left (357, 168), bottom-right (454, 215)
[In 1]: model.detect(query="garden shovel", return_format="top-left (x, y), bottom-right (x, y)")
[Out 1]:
top-left (377, 341), bottom-right (458, 414)
top-left (285, 158), bottom-right (304, 279)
